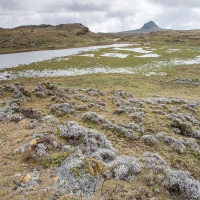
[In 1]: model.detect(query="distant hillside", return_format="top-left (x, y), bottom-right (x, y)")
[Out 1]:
top-left (118, 21), bottom-right (169, 34)
top-left (0, 23), bottom-right (110, 53)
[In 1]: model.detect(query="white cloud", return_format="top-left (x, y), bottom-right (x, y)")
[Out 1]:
top-left (0, 0), bottom-right (200, 32)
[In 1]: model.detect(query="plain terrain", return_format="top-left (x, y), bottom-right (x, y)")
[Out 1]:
top-left (0, 25), bottom-right (200, 200)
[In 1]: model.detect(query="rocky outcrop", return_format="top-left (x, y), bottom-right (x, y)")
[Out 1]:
top-left (118, 21), bottom-right (168, 34)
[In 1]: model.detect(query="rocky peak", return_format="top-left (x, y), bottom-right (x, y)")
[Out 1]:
top-left (141, 21), bottom-right (159, 29)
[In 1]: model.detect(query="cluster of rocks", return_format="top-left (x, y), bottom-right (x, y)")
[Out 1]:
top-left (143, 152), bottom-right (200, 200)
top-left (111, 91), bottom-right (145, 123)
top-left (174, 78), bottom-right (199, 86)
top-left (146, 96), bottom-right (200, 137)
top-left (83, 111), bottom-right (143, 139)
top-left (17, 170), bottom-right (40, 193)
top-left (17, 131), bottom-right (60, 159)
top-left (156, 131), bottom-right (200, 154)
top-left (0, 82), bottom-right (200, 198)
top-left (141, 134), bottom-right (157, 146)
top-left (57, 121), bottom-right (141, 196)
top-left (156, 132), bottom-right (186, 153)
top-left (50, 103), bottom-right (75, 116)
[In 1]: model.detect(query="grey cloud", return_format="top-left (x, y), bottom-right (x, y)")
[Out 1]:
top-left (63, 1), bottom-right (111, 12)
top-left (149, 0), bottom-right (200, 8)
top-left (157, 7), bottom-right (200, 30)
top-left (106, 9), bottom-right (136, 19)
top-left (0, 0), bottom-right (200, 32)
top-left (0, 0), bottom-right (23, 10)
top-left (0, 0), bottom-right (111, 13)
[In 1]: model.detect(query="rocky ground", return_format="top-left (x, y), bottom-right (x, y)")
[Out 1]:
top-left (0, 81), bottom-right (200, 199)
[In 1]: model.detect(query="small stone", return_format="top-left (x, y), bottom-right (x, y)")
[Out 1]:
top-left (30, 139), bottom-right (37, 146)
top-left (53, 177), bottom-right (59, 183)
top-left (23, 173), bottom-right (32, 183)
top-left (52, 141), bottom-right (59, 148)
top-left (14, 173), bottom-right (22, 177)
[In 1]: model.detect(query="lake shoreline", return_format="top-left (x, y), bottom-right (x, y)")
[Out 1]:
top-left (0, 41), bottom-right (132, 54)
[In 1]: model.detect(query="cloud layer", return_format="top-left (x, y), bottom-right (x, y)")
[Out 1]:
top-left (0, 0), bottom-right (200, 32)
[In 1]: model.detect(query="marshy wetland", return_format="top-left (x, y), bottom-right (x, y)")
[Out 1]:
top-left (1, 42), bottom-right (200, 80)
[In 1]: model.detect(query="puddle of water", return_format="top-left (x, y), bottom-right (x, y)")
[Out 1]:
top-left (135, 54), bottom-right (160, 58)
top-left (172, 56), bottom-right (200, 65)
top-left (0, 43), bottom-right (132, 69)
top-left (55, 58), bottom-right (69, 61)
top-left (101, 53), bottom-right (129, 58)
top-left (0, 67), bottom-right (135, 80)
top-left (166, 49), bottom-right (180, 53)
top-left (78, 54), bottom-right (95, 57)
top-left (145, 72), bottom-right (167, 76)
top-left (114, 47), bottom-right (152, 54)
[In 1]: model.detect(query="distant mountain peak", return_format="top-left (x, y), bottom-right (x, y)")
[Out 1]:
top-left (141, 21), bottom-right (159, 29)
top-left (117, 20), bottom-right (167, 34)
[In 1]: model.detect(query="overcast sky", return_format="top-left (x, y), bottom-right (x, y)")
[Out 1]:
top-left (0, 0), bottom-right (200, 32)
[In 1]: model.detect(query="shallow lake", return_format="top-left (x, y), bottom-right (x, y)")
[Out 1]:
top-left (0, 44), bottom-right (131, 69)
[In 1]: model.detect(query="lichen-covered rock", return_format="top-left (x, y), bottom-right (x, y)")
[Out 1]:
top-left (0, 110), bottom-right (7, 121)
top-left (113, 90), bottom-right (133, 99)
top-left (50, 103), bottom-right (75, 116)
top-left (164, 136), bottom-right (186, 153)
top-left (115, 126), bottom-right (136, 139)
top-left (18, 170), bottom-right (40, 192)
top-left (193, 130), bottom-right (200, 139)
top-left (55, 155), bottom-right (103, 196)
top-left (41, 115), bottom-right (57, 123)
top-left (164, 169), bottom-right (200, 200)
top-left (146, 97), bottom-right (172, 105)
top-left (156, 132), bottom-right (186, 153)
top-left (17, 135), bottom-right (56, 159)
top-left (82, 112), bottom-right (107, 124)
top-left (171, 119), bottom-right (193, 136)
top-left (113, 104), bottom-right (136, 114)
top-left (106, 156), bottom-right (141, 180)
top-left (184, 138), bottom-right (200, 153)
top-left (87, 90), bottom-right (100, 97)
top-left (35, 91), bottom-right (47, 98)
top-left (12, 89), bottom-right (23, 99)
top-left (91, 148), bottom-right (117, 163)
top-left (143, 151), bottom-right (200, 199)
top-left (59, 121), bottom-right (115, 156)
top-left (74, 93), bottom-right (87, 102)
top-left (75, 105), bottom-right (89, 111)
top-left (59, 121), bottom-right (141, 185)
top-left (123, 123), bottom-right (144, 134)
top-left (129, 100), bottom-right (145, 110)
top-left (9, 101), bottom-right (20, 111)
top-left (152, 109), bottom-right (166, 115)
top-left (83, 112), bottom-right (139, 139)
top-left (129, 112), bottom-right (144, 122)
top-left (143, 152), bottom-right (167, 172)
top-left (9, 113), bottom-right (24, 122)
top-left (142, 135), bottom-right (157, 146)
top-left (0, 106), bottom-right (24, 122)
top-left (20, 108), bottom-right (42, 120)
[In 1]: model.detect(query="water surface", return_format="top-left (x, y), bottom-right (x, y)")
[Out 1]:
top-left (0, 44), bottom-right (131, 69)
